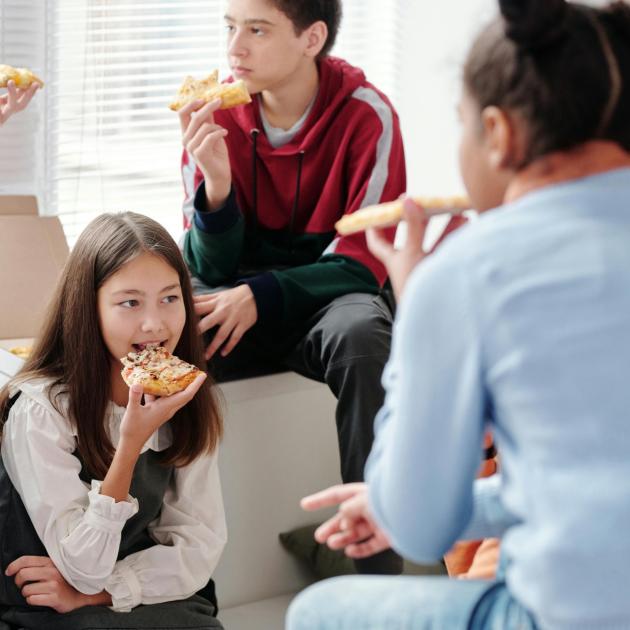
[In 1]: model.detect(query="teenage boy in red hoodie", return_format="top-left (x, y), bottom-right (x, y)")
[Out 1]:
top-left (178, 0), bottom-right (405, 574)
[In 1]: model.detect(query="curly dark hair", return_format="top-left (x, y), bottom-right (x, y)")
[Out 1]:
top-left (464, 0), bottom-right (630, 165)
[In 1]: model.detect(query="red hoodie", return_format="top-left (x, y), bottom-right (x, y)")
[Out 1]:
top-left (182, 57), bottom-right (406, 328)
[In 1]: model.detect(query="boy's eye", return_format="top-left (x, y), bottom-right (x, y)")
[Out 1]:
top-left (120, 299), bottom-right (139, 308)
top-left (251, 27), bottom-right (264, 36)
top-left (225, 24), bottom-right (235, 33)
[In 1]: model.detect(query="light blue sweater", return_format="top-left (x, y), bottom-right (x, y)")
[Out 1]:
top-left (366, 167), bottom-right (630, 629)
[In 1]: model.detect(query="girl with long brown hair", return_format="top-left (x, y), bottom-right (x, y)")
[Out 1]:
top-left (0, 212), bottom-right (225, 629)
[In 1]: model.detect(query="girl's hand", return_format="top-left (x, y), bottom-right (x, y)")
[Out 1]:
top-left (119, 372), bottom-right (207, 450)
top-left (0, 80), bottom-right (39, 126)
top-left (301, 483), bottom-right (392, 559)
top-left (366, 198), bottom-right (429, 302)
top-left (5, 556), bottom-right (85, 613)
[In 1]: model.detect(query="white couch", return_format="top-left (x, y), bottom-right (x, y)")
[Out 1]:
top-left (215, 372), bottom-right (341, 630)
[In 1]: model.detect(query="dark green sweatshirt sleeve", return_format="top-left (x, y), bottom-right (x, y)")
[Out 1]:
top-left (269, 254), bottom-right (380, 327)
top-left (183, 183), bottom-right (245, 287)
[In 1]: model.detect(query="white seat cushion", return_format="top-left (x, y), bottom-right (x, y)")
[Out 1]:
top-left (218, 592), bottom-right (296, 630)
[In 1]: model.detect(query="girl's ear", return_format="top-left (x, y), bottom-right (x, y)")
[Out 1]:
top-left (304, 21), bottom-right (328, 58)
top-left (481, 106), bottom-right (524, 170)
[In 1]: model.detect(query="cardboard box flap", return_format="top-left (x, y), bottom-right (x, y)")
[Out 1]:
top-left (0, 195), bottom-right (38, 216)
top-left (0, 348), bottom-right (25, 379)
top-left (0, 213), bottom-right (69, 339)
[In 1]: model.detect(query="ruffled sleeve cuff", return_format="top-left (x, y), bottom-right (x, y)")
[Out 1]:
top-left (84, 480), bottom-right (139, 534)
top-left (105, 562), bottom-right (143, 612)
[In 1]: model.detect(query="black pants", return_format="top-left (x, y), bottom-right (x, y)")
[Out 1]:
top-left (204, 290), bottom-right (403, 575)
top-left (0, 595), bottom-right (221, 630)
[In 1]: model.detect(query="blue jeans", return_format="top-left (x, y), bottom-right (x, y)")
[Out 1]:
top-left (286, 576), bottom-right (537, 630)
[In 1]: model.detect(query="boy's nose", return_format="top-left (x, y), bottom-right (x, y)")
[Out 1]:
top-left (228, 33), bottom-right (247, 58)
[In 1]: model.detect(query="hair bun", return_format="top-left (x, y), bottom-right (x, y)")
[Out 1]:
top-left (499, 0), bottom-right (569, 51)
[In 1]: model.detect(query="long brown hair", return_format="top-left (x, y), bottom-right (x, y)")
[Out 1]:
top-left (0, 212), bottom-right (223, 478)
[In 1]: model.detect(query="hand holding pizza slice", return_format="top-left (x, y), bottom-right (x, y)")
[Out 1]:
top-left (169, 69), bottom-right (251, 112)
top-left (335, 195), bottom-right (471, 236)
top-left (120, 344), bottom-right (202, 397)
top-left (0, 64), bottom-right (44, 89)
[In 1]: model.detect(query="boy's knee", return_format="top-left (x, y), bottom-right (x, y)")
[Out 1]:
top-left (321, 294), bottom-right (392, 357)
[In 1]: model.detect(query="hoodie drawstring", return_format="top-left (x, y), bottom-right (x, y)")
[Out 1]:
top-left (289, 150), bottom-right (305, 254)
top-left (250, 128), bottom-right (260, 240)
top-left (249, 130), bottom-right (305, 258)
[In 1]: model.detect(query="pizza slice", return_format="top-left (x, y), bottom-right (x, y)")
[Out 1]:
top-left (9, 346), bottom-right (32, 360)
top-left (169, 70), bottom-right (251, 111)
top-left (120, 344), bottom-right (201, 397)
top-left (334, 195), bottom-right (471, 236)
top-left (0, 64), bottom-right (44, 89)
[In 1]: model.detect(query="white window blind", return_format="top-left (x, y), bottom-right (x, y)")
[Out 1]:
top-left (0, 0), bottom-right (45, 196)
top-left (2, 0), bottom-right (403, 243)
top-left (45, 0), bottom-right (226, 244)
top-left (333, 0), bottom-right (403, 108)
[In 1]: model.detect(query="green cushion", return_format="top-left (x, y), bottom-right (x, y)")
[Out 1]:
top-left (279, 523), bottom-right (356, 579)
top-left (279, 523), bottom-right (447, 580)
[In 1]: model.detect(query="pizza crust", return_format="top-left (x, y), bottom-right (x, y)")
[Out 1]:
top-left (9, 346), bottom-right (32, 360)
top-left (120, 345), bottom-right (201, 397)
top-left (169, 70), bottom-right (251, 111)
top-left (0, 64), bottom-right (44, 89)
top-left (334, 195), bottom-right (471, 236)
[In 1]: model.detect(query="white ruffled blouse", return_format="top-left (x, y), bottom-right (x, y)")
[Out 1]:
top-left (1, 378), bottom-right (227, 612)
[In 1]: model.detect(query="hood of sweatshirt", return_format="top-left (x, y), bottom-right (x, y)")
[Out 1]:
top-left (217, 57), bottom-right (367, 158)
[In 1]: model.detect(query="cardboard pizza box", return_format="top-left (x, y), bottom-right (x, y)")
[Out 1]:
top-left (0, 347), bottom-right (25, 388)
top-left (0, 195), bottom-right (69, 341)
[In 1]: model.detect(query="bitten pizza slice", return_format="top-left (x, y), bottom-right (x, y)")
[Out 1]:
top-left (0, 64), bottom-right (44, 89)
top-left (120, 344), bottom-right (201, 397)
top-left (335, 195), bottom-right (471, 236)
top-left (169, 70), bottom-right (251, 111)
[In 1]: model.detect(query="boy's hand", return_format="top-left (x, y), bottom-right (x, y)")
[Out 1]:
top-left (0, 80), bottom-right (39, 126)
top-left (194, 286), bottom-right (258, 359)
top-left (119, 373), bottom-right (207, 450)
top-left (301, 483), bottom-right (392, 559)
top-left (179, 99), bottom-right (231, 209)
top-left (366, 197), bottom-right (429, 302)
top-left (6, 556), bottom-right (85, 613)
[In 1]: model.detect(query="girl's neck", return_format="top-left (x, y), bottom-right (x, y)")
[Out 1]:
top-left (505, 141), bottom-right (630, 204)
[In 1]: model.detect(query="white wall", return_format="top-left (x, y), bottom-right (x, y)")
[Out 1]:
top-left (396, 0), bottom-right (610, 196)
top-left (397, 1), bottom-right (496, 197)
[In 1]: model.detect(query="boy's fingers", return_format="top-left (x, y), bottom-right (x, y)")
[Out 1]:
top-left (205, 322), bottom-right (233, 359)
top-left (178, 99), bottom-right (206, 133)
top-left (181, 99), bottom-right (221, 141)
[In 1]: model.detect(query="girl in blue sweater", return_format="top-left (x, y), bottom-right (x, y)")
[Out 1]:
top-left (287, 0), bottom-right (630, 628)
